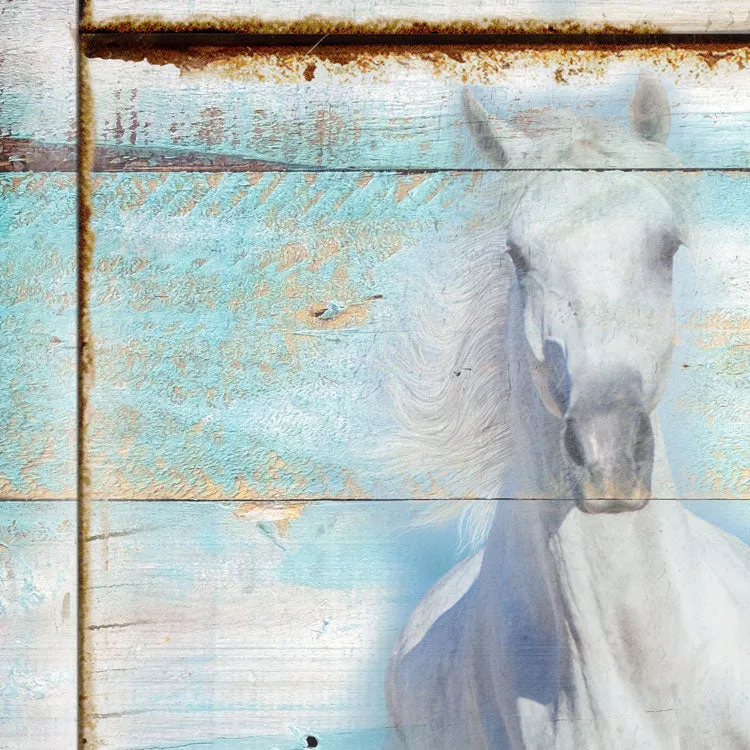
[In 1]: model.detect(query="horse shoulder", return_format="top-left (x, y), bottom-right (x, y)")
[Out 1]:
top-left (385, 551), bottom-right (484, 746)
top-left (391, 550), bottom-right (483, 664)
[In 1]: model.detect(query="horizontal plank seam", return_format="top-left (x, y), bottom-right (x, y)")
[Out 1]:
top-left (81, 32), bottom-right (750, 49)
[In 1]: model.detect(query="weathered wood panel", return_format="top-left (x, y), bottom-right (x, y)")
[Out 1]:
top-left (84, 499), bottom-right (750, 748)
top-left (87, 50), bottom-right (750, 171)
top-left (0, 176), bottom-right (77, 499)
top-left (83, 0), bottom-right (750, 33)
top-left (0, 502), bottom-right (77, 747)
top-left (86, 169), bottom-right (748, 500)
top-left (84, 501), bottom-right (462, 748)
top-left (0, 0), bottom-right (77, 500)
top-left (0, 0), bottom-right (76, 166)
top-left (0, 0), bottom-right (78, 742)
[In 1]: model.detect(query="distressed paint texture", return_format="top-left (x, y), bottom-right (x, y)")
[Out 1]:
top-left (0, 0), bottom-right (78, 500)
top-left (0, 0), bottom-right (76, 159)
top-left (86, 51), bottom-right (750, 170)
top-left (87, 168), bottom-right (749, 499)
top-left (87, 170), bottom-right (481, 499)
top-left (83, 0), bottom-right (750, 32)
top-left (0, 0), bottom-right (78, 744)
top-left (84, 499), bottom-right (750, 748)
top-left (0, 502), bottom-right (77, 748)
top-left (0, 176), bottom-right (77, 498)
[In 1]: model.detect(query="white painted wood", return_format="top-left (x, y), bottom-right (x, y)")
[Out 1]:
top-left (0, 0), bottom-right (75, 146)
top-left (83, 501), bottom-right (463, 748)
top-left (87, 51), bottom-right (750, 169)
top-left (85, 0), bottom-right (750, 33)
top-left (0, 503), bottom-right (77, 748)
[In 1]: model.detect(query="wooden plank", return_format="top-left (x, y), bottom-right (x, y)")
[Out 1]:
top-left (0, 0), bottom-right (77, 500)
top-left (0, 2), bottom-right (78, 739)
top-left (0, 502), bottom-right (77, 747)
top-left (87, 48), bottom-right (750, 171)
top-left (86, 170), bottom-right (749, 500)
top-left (82, 0), bottom-right (750, 33)
top-left (0, 175), bottom-right (77, 499)
top-left (83, 498), bottom-right (750, 748)
top-left (0, 0), bottom-right (76, 162)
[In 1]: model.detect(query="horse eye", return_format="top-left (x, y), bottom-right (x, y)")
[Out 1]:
top-left (506, 243), bottom-right (529, 275)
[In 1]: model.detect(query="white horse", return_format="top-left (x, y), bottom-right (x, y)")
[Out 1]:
top-left (384, 75), bottom-right (750, 749)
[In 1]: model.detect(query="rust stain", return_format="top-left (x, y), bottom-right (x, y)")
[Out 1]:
top-left (82, 33), bottom-right (750, 82)
top-left (82, 41), bottom-right (750, 90)
top-left (78, 50), bottom-right (97, 749)
top-left (196, 106), bottom-right (225, 146)
top-left (82, 15), bottom-right (666, 36)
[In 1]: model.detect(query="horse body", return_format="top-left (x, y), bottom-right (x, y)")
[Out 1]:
top-left (384, 75), bottom-right (750, 748)
top-left (386, 500), bottom-right (750, 749)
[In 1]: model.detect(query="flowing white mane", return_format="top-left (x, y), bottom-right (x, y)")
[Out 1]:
top-left (383, 107), bottom-right (694, 551)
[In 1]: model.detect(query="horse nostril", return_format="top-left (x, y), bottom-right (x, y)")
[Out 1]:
top-left (563, 420), bottom-right (585, 467)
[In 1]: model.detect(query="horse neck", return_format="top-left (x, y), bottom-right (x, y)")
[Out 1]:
top-left (476, 500), bottom-right (698, 694)
top-left (503, 282), bottom-right (576, 498)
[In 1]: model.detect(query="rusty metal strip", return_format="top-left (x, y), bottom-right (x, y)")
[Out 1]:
top-left (77, 49), bottom-right (95, 750)
top-left (82, 32), bottom-right (750, 66)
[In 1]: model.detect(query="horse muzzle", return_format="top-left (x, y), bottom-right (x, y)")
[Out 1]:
top-left (575, 493), bottom-right (650, 514)
top-left (562, 389), bottom-right (655, 514)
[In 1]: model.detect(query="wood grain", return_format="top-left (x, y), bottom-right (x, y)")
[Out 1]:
top-left (82, 0), bottom-right (750, 33)
top-left (0, 502), bottom-right (77, 748)
top-left (85, 169), bottom-right (749, 500)
top-left (0, 0), bottom-right (77, 499)
top-left (0, 0), bottom-right (78, 744)
top-left (0, 177), bottom-right (77, 499)
top-left (87, 49), bottom-right (750, 171)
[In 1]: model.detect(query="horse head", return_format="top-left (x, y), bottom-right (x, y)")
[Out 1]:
top-left (463, 74), bottom-right (689, 512)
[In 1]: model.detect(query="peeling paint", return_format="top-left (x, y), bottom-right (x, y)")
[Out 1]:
top-left (0, 175), bottom-right (77, 498)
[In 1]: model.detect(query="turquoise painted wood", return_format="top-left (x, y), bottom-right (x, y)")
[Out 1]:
top-left (88, 53), bottom-right (750, 170)
top-left (0, 175), bottom-right (77, 498)
top-left (0, 501), bottom-right (77, 747)
top-left (0, 0), bottom-right (78, 743)
top-left (85, 499), bottom-right (750, 748)
top-left (84, 501), bottom-right (463, 748)
top-left (88, 169), bottom-right (748, 500)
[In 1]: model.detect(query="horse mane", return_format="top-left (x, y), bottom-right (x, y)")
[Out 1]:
top-left (381, 106), bottom-right (695, 552)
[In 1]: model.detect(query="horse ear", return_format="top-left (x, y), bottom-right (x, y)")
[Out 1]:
top-left (462, 89), bottom-right (515, 167)
top-left (629, 72), bottom-right (671, 144)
